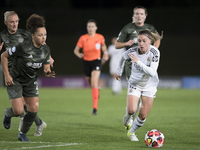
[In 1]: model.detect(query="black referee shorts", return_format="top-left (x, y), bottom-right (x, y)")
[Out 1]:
top-left (83, 58), bottom-right (102, 77)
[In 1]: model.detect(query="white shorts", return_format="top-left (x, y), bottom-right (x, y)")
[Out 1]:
top-left (127, 83), bottom-right (157, 98)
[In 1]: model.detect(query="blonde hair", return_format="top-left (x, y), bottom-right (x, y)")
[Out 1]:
top-left (138, 29), bottom-right (163, 43)
top-left (4, 11), bottom-right (18, 21)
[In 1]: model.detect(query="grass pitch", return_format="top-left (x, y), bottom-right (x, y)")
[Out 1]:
top-left (0, 88), bottom-right (200, 150)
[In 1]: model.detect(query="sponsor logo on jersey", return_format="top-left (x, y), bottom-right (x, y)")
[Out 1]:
top-left (28, 55), bottom-right (33, 58)
top-left (18, 37), bottom-right (24, 43)
top-left (26, 62), bottom-right (42, 68)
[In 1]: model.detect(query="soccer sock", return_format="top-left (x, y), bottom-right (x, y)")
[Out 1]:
top-left (21, 111), bottom-right (37, 134)
top-left (92, 88), bottom-right (99, 109)
top-left (24, 105), bottom-right (28, 113)
top-left (35, 115), bottom-right (42, 126)
top-left (130, 116), bottom-right (146, 133)
top-left (6, 107), bottom-right (17, 117)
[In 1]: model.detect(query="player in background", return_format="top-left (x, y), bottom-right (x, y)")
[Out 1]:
top-left (74, 19), bottom-right (109, 115)
top-left (0, 11), bottom-right (54, 136)
top-left (1, 13), bottom-right (55, 141)
top-left (116, 29), bottom-right (160, 141)
top-left (115, 6), bottom-right (162, 130)
top-left (108, 37), bottom-right (125, 95)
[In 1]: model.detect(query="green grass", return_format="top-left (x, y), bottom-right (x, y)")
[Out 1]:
top-left (0, 88), bottom-right (200, 150)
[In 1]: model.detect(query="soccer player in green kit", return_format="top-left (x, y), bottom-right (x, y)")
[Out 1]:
top-left (1, 13), bottom-right (55, 141)
top-left (115, 6), bottom-right (162, 131)
top-left (0, 11), bottom-right (54, 136)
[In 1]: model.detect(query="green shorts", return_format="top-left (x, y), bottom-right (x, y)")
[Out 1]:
top-left (125, 59), bottom-right (132, 82)
top-left (6, 79), bottom-right (39, 99)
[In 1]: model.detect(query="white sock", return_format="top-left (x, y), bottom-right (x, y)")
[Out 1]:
top-left (129, 116), bottom-right (146, 133)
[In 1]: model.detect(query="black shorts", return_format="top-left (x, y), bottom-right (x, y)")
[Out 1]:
top-left (83, 59), bottom-right (101, 77)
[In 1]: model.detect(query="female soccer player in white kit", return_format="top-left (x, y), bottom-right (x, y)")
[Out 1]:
top-left (108, 37), bottom-right (125, 94)
top-left (116, 29), bottom-right (160, 141)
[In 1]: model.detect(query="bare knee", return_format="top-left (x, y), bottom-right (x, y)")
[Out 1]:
top-left (138, 113), bottom-right (147, 120)
top-left (127, 107), bottom-right (137, 115)
top-left (12, 108), bottom-right (24, 116)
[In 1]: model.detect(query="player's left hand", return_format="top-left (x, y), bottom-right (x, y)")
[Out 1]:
top-left (44, 70), bottom-right (56, 78)
top-left (129, 53), bottom-right (138, 63)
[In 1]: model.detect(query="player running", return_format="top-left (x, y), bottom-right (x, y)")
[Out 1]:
top-left (115, 6), bottom-right (162, 130)
top-left (1, 14), bottom-right (55, 141)
top-left (0, 11), bottom-right (51, 136)
top-left (116, 29), bottom-right (160, 141)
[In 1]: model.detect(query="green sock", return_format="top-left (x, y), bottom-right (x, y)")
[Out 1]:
top-left (6, 107), bottom-right (17, 117)
top-left (35, 115), bottom-right (42, 126)
top-left (21, 111), bottom-right (37, 134)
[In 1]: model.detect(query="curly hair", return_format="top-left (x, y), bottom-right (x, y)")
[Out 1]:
top-left (26, 14), bottom-right (45, 34)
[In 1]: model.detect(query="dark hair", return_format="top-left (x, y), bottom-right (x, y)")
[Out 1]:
top-left (133, 6), bottom-right (148, 15)
top-left (87, 19), bottom-right (97, 26)
top-left (26, 14), bottom-right (45, 34)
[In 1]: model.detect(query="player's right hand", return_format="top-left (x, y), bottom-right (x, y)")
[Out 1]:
top-left (116, 75), bottom-right (121, 81)
top-left (126, 40), bottom-right (134, 46)
top-left (5, 75), bottom-right (14, 86)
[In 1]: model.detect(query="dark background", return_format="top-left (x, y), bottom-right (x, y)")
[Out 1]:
top-left (1, 0), bottom-right (200, 77)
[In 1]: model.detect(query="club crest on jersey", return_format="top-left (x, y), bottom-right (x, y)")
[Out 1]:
top-left (18, 37), bottom-right (24, 43)
top-left (41, 53), bottom-right (45, 59)
top-left (147, 57), bottom-right (150, 61)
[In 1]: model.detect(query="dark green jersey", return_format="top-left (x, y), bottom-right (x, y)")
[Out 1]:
top-left (117, 23), bottom-right (156, 50)
top-left (0, 29), bottom-right (32, 68)
top-left (7, 40), bottom-right (50, 83)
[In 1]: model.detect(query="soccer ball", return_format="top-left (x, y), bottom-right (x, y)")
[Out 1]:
top-left (144, 129), bottom-right (165, 148)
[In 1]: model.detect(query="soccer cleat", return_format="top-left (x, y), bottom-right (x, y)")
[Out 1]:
top-left (123, 114), bottom-right (133, 130)
top-left (127, 131), bottom-right (139, 141)
top-left (92, 108), bottom-right (97, 115)
top-left (18, 133), bottom-right (30, 142)
top-left (18, 117), bottom-right (23, 131)
top-left (3, 108), bottom-right (11, 129)
top-left (34, 121), bottom-right (47, 136)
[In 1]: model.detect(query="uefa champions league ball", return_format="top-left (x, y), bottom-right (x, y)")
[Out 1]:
top-left (144, 129), bottom-right (165, 148)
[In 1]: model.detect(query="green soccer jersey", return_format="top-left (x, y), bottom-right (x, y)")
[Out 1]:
top-left (117, 23), bottom-right (156, 50)
top-left (0, 29), bottom-right (32, 68)
top-left (7, 40), bottom-right (50, 83)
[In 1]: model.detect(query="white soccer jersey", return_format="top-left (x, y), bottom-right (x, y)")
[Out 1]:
top-left (108, 44), bottom-right (125, 74)
top-left (117, 45), bottom-right (160, 91)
